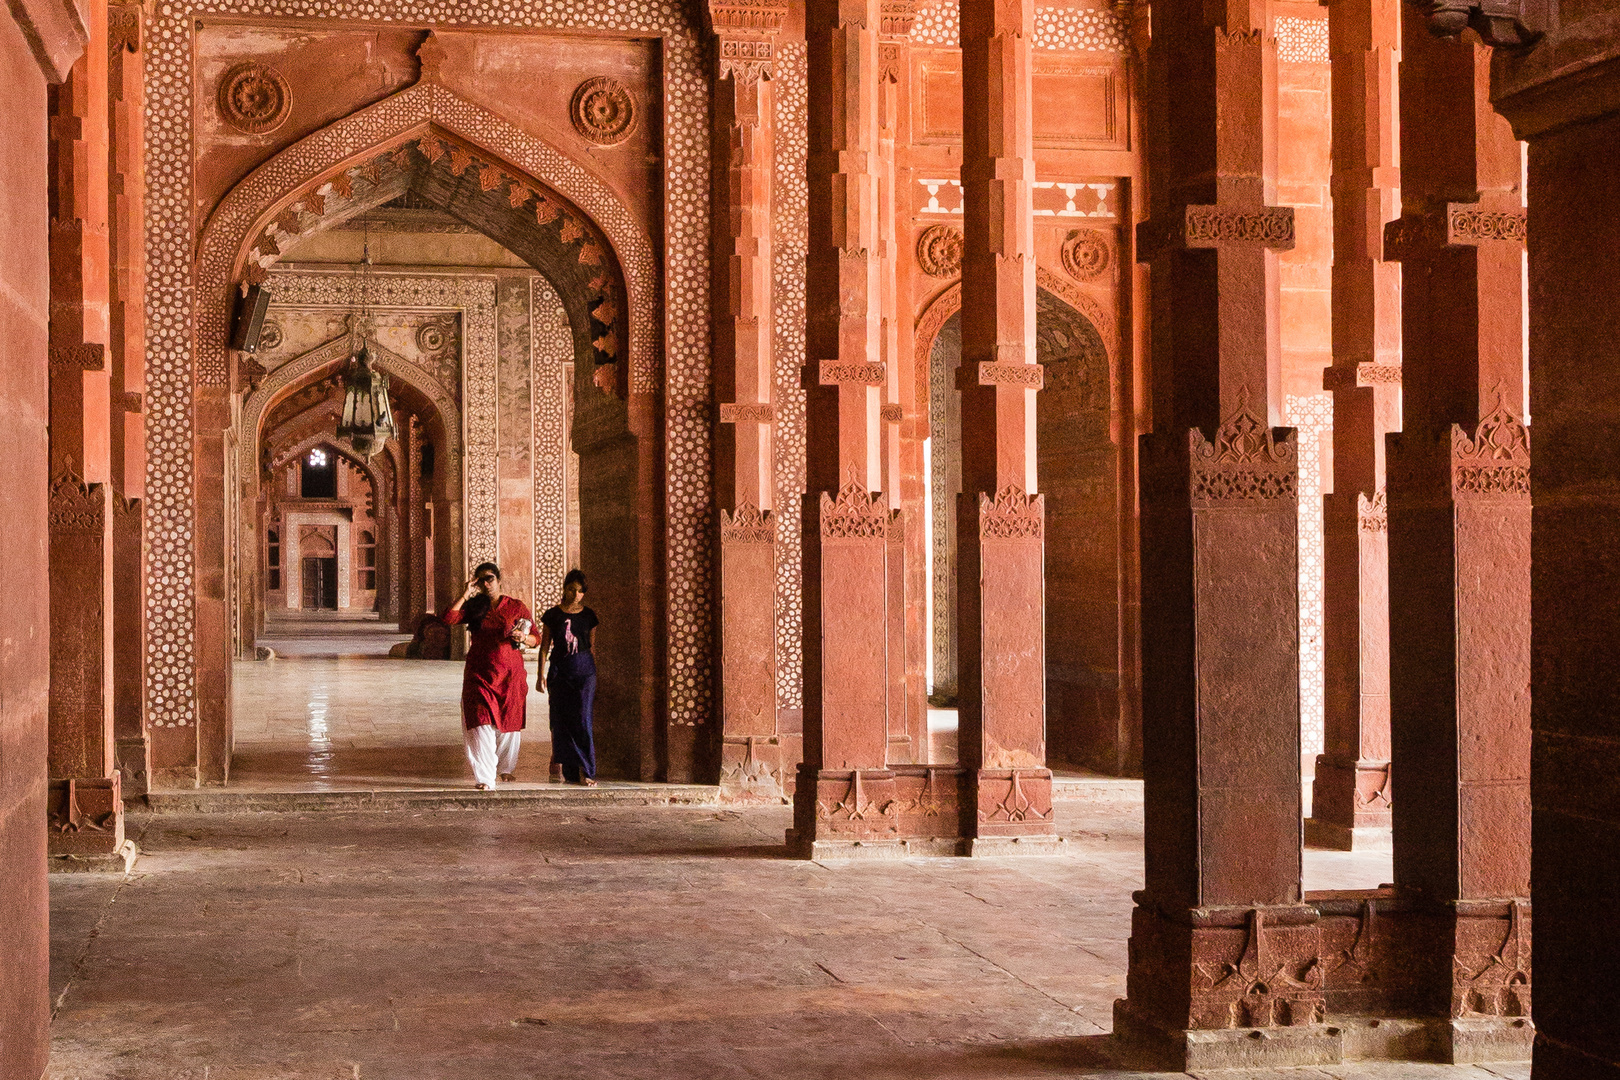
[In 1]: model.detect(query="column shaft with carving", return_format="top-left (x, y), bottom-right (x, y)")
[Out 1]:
top-left (791, 0), bottom-right (903, 854)
top-left (878, 2), bottom-right (923, 766)
top-left (1119, 0), bottom-right (1320, 1061)
top-left (1384, 26), bottom-right (1530, 1061)
top-left (47, 0), bottom-right (127, 860)
top-left (711, 0), bottom-right (787, 801)
top-left (107, 0), bottom-right (148, 798)
top-left (1309, 0), bottom-right (1403, 850)
top-left (954, 0), bottom-right (1055, 849)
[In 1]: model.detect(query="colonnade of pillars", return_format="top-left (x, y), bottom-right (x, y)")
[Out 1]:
top-left (44, 0), bottom-right (146, 863)
top-left (701, 0), bottom-right (1550, 1067)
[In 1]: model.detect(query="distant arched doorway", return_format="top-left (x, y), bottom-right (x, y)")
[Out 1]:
top-left (917, 281), bottom-right (1117, 770)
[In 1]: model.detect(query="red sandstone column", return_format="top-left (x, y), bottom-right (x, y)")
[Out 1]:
top-left (790, 0), bottom-right (901, 855)
top-left (107, 0), bottom-right (147, 797)
top-left (1117, 0), bottom-right (1322, 1063)
top-left (1306, 0), bottom-right (1403, 851)
top-left (709, 0), bottom-right (786, 801)
top-left (1491, 5), bottom-right (1620, 1073)
top-left (3, 0), bottom-right (86, 1068)
top-left (955, 0), bottom-right (1056, 852)
top-left (1384, 25), bottom-right (1531, 1063)
top-left (46, 0), bottom-right (130, 863)
top-left (878, 4), bottom-right (921, 766)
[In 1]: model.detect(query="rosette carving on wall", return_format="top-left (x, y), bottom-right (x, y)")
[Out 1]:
top-left (1060, 228), bottom-right (1112, 281)
top-left (571, 77), bottom-right (638, 146)
top-left (916, 224), bottom-right (964, 277)
top-left (218, 63), bottom-right (292, 135)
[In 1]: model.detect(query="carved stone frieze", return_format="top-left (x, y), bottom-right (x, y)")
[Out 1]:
top-left (1385, 202), bottom-right (1527, 261)
top-left (217, 63), bottom-right (292, 135)
top-left (880, 0), bottom-right (918, 37)
top-left (976, 768), bottom-right (1054, 824)
top-left (721, 501), bottom-right (775, 544)
top-left (49, 473), bottom-right (108, 534)
top-left (880, 403), bottom-right (903, 423)
top-left (570, 77), bottom-right (637, 145)
top-left (49, 342), bottom-right (106, 371)
top-left (977, 360), bottom-right (1044, 389)
top-left (1357, 488), bottom-right (1388, 533)
top-left (820, 480), bottom-right (891, 540)
top-left (1452, 900), bottom-right (1531, 1018)
top-left (1184, 204), bottom-right (1297, 248)
top-left (1188, 909), bottom-right (1326, 1029)
top-left (916, 223), bottom-right (964, 277)
top-left (707, 0), bottom-right (788, 33)
top-left (718, 735), bottom-right (785, 803)
top-left (1060, 228), bottom-right (1112, 281)
top-left (718, 401), bottom-right (774, 424)
top-left (1452, 391), bottom-right (1530, 500)
top-left (717, 37), bottom-right (775, 83)
top-left (108, 3), bottom-right (140, 53)
top-left (1190, 390), bottom-right (1299, 505)
top-left (816, 360), bottom-right (885, 385)
top-left (1137, 205), bottom-right (1296, 258)
top-left (257, 321), bottom-right (284, 351)
top-left (979, 485), bottom-right (1044, 540)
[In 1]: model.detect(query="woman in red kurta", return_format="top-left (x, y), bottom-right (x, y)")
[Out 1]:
top-left (442, 562), bottom-right (539, 789)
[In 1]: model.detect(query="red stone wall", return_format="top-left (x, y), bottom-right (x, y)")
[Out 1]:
top-left (0, 6), bottom-right (60, 1076)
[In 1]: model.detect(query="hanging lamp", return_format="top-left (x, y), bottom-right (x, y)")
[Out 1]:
top-left (335, 226), bottom-right (397, 460)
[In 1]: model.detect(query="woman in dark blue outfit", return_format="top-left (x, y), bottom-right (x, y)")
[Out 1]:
top-left (537, 569), bottom-right (599, 786)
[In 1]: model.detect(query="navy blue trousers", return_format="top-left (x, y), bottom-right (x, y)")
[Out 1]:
top-left (548, 652), bottom-right (597, 782)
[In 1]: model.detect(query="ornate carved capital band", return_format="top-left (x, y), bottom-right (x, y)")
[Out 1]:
top-left (814, 360), bottom-right (886, 386)
top-left (718, 401), bottom-right (775, 424)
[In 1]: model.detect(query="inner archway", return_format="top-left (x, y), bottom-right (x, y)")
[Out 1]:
top-left (922, 285), bottom-right (1115, 769)
top-left (215, 103), bottom-right (661, 789)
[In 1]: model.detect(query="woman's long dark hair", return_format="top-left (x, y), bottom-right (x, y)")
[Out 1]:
top-left (465, 562), bottom-right (501, 629)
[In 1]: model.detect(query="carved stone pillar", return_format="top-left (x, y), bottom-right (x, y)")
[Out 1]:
top-left (1307, 0), bottom-right (1403, 852)
top-left (879, 1), bottom-right (923, 766)
top-left (1118, 0), bottom-right (1322, 1064)
top-left (46, 0), bottom-right (130, 862)
top-left (108, 0), bottom-right (147, 797)
top-left (1492, 0), bottom-right (1620, 1071)
top-left (790, 0), bottom-right (903, 855)
top-left (1384, 24), bottom-right (1531, 1063)
top-left (709, 0), bottom-right (787, 801)
top-left (954, 0), bottom-right (1055, 852)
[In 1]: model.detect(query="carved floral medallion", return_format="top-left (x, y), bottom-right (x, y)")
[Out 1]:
top-left (570, 77), bottom-right (638, 146)
top-left (217, 63), bottom-right (292, 134)
top-left (1060, 228), bottom-right (1112, 281)
top-left (916, 224), bottom-right (964, 277)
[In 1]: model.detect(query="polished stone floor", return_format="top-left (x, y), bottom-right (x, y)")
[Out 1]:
top-left (48, 802), bottom-right (1508, 1080)
top-left (233, 616), bottom-right (555, 789)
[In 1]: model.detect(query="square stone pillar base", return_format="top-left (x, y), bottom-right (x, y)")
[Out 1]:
top-left (1113, 999), bottom-right (1341, 1071)
top-left (47, 775), bottom-right (127, 860)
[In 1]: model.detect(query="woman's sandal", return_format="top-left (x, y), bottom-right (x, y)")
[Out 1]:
top-left (579, 777), bottom-right (598, 788)
top-left (475, 782), bottom-right (492, 790)
top-left (498, 773), bottom-right (517, 782)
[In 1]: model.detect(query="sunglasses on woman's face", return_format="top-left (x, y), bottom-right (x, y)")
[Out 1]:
top-left (478, 575), bottom-right (496, 584)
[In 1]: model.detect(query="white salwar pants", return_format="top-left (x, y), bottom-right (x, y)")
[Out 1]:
top-left (464, 724), bottom-right (522, 787)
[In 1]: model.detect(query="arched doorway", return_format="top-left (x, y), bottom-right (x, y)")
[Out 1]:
top-left (919, 282), bottom-right (1117, 770)
top-left (199, 73), bottom-right (673, 785)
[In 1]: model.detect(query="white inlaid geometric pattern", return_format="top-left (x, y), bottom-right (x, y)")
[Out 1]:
top-left (1285, 392), bottom-right (1332, 758)
top-left (1276, 15), bottom-right (1330, 65)
top-left (530, 277), bottom-right (570, 611)
top-left (772, 41), bottom-right (808, 713)
top-left (911, 3), bottom-right (1129, 50)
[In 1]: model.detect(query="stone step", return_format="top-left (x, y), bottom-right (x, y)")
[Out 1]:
top-left (143, 783), bottom-right (722, 814)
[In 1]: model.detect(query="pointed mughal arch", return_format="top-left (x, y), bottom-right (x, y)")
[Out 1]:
top-left (194, 79), bottom-right (658, 394)
top-left (242, 332), bottom-right (464, 503)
